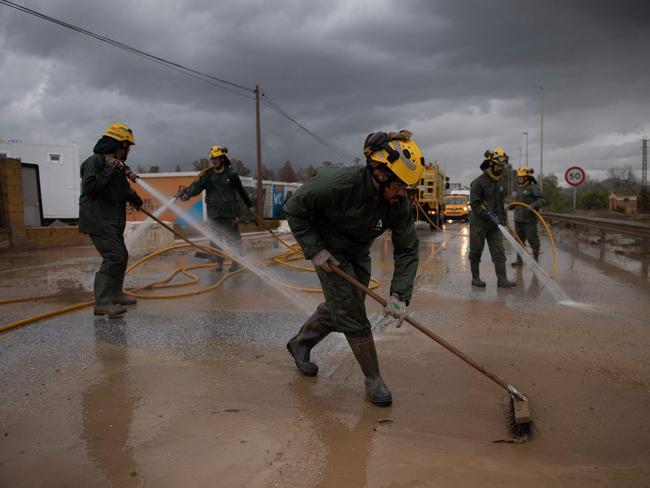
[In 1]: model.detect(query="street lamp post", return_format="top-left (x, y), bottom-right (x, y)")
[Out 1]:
top-left (522, 131), bottom-right (529, 166)
top-left (539, 86), bottom-right (544, 191)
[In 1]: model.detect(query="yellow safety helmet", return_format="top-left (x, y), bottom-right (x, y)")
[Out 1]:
top-left (209, 145), bottom-right (228, 159)
top-left (517, 166), bottom-right (534, 177)
top-left (103, 122), bottom-right (135, 145)
top-left (364, 130), bottom-right (424, 186)
top-left (484, 147), bottom-right (509, 165)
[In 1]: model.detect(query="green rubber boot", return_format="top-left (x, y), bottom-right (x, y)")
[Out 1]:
top-left (346, 332), bottom-right (392, 407)
top-left (93, 273), bottom-right (127, 317)
top-left (287, 313), bottom-right (330, 376)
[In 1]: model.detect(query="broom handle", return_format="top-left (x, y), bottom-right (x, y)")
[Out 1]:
top-left (330, 263), bottom-right (511, 393)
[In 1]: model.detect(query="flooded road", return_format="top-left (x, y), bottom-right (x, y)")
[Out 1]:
top-left (1, 226), bottom-right (649, 487)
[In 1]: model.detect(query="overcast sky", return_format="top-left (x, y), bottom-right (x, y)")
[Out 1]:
top-left (1, 0), bottom-right (649, 184)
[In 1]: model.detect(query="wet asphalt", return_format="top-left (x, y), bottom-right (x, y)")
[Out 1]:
top-left (1, 223), bottom-right (649, 486)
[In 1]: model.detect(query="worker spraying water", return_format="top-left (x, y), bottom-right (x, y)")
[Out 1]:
top-left (79, 123), bottom-right (143, 317)
top-left (469, 150), bottom-right (573, 303)
top-left (468, 147), bottom-right (516, 288)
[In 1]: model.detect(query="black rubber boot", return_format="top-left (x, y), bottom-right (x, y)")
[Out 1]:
top-left (94, 273), bottom-right (127, 317)
top-left (511, 255), bottom-right (523, 267)
top-left (532, 248), bottom-right (540, 262)
top-left (113, 273), bottom-right (137, 305)
top-left (287, 314), bottom-right (330, 376)
top-left (346, 332), bottom-right (392, 407)
top-left (470, 260), bottom-right (486, 287)
top-left (495, 262), bottom-right (517, 288)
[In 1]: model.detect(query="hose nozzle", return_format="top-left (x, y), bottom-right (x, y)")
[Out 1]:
top-left (114, 160), bottom-right (139, 182)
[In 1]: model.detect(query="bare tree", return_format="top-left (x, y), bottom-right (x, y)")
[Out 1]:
top-left (607, 165), bottom-right (638, 184)
top-left (192, 158), bottom-right (209, 171)
top-left (230, 158), bottom-right (251, 176)
top-left (259, 164), bottom-right (276, 181)
top-left (147, 165), bottom-right (160, 173)
top-left (298, 164), bottom-right (317, 181)
top-left (174, 164), bottom-right (182, 172)
top-left (278, 160), bottom-right (299, 182)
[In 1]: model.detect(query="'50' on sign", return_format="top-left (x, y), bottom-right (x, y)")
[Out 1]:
top-left (564, 166), bottom-right (586, 187)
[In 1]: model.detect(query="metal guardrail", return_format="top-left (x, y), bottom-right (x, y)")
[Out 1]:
top-left (543, 212), bottom-right (650, 240)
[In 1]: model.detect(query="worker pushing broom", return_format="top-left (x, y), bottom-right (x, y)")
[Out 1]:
top-left (283, 130), bottom-right (533, 436)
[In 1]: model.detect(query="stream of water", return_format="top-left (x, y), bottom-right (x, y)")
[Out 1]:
top-left (498, 224), bottom-right (575, 305)
top-left (134, 179), bottom-right (314, 314)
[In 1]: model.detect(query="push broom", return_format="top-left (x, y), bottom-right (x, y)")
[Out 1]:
top-left (329, 263), bottom-right (533, 437)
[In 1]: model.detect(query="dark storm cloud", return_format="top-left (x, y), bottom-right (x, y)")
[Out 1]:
top-left (1, 0), bottom-right (649, 183)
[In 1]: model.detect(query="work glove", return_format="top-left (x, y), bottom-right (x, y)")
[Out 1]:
top-left (384, 293), bottom-right (407, 328)
top-left (482, 207), bottom-right (501, 229)
top-left (176, 187), bottom-right (190, 201)
top-left (310, 249), bottom-right (340, 273)
top-left (130, 193), bottom-right (144, 209)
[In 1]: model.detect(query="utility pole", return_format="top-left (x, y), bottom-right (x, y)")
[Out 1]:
top-left (641, 137), bottom-right (648, 213)
top-left (539, 86), bottom-right (544, 191)
top-left (255, 84), bottom-right (263, 230)
top-left (522, 131), bottom-right (529, 166)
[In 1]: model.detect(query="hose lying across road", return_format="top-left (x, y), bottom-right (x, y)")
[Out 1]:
top-left (0, 201), bottom-right (557, 334)
top-left (0, 228), bottom-right (379, 334)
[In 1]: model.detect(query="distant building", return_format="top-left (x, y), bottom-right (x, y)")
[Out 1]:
top-left (608, 190), bottom-right (637, 215)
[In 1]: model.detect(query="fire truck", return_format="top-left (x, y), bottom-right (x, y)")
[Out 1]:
top-left (416, 161), bottom-right (448, 229)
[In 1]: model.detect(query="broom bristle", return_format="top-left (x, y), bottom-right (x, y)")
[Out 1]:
top-left (507, 395), bottom-right (534, 439)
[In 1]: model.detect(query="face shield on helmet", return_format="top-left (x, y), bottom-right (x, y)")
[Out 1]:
top-left (364, 131), bottom-right (425, 186)
top-left (103, 123), bottom-right (135, 145)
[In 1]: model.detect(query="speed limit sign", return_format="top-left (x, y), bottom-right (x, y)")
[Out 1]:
top-left (565, 166), bottom-right (586, 187)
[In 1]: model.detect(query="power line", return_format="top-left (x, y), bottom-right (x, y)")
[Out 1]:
top-left (1, 0), bottom-right (358, 163)
top-left (262, 93), bottom-right (358, 163)
top-left (0, 0), bottom-right (255, 99)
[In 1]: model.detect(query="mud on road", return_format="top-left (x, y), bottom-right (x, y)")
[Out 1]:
top-left (1, 230), bottom-right (649, 487)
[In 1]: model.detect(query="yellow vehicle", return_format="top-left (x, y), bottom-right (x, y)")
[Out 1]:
top-left (416, 161), bottom-right (448, 229)
top-left (443, 194), bottom-right (470, 222)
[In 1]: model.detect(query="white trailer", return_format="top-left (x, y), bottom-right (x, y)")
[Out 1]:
top-left (0, 138), bottom-right (81, 223)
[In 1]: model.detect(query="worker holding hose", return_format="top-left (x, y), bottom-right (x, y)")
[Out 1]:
top-left (177, 146), bottom-right (254, 272)
top-left (468, 147), bottom-right (516, 288)
top-left (509, 166), bottom-right (544, 265)
top-left (79, 123), bottom-right (143, 317)
top-left (284, 130), bottom-right (423, 407)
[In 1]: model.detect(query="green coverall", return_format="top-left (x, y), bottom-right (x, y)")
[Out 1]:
top-left (183, 166), bottom-right (253, 264)
top-left (513, 180), bottom-right (544, 257)
top-left (283, 165), bottom-right (419, 336)
top-left (468, 171), bottom-right (508, 264)
top-left (79, 153), bottom-right (142, 306)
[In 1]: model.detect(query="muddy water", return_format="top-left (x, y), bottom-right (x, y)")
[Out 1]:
top-left (1, 229), bottom-right (650, 486)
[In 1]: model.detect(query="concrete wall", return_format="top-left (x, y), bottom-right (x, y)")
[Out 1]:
top-left (24, 226), bottom-right (90, 250)
top-left (1, 157), bottom-right (90, 250)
